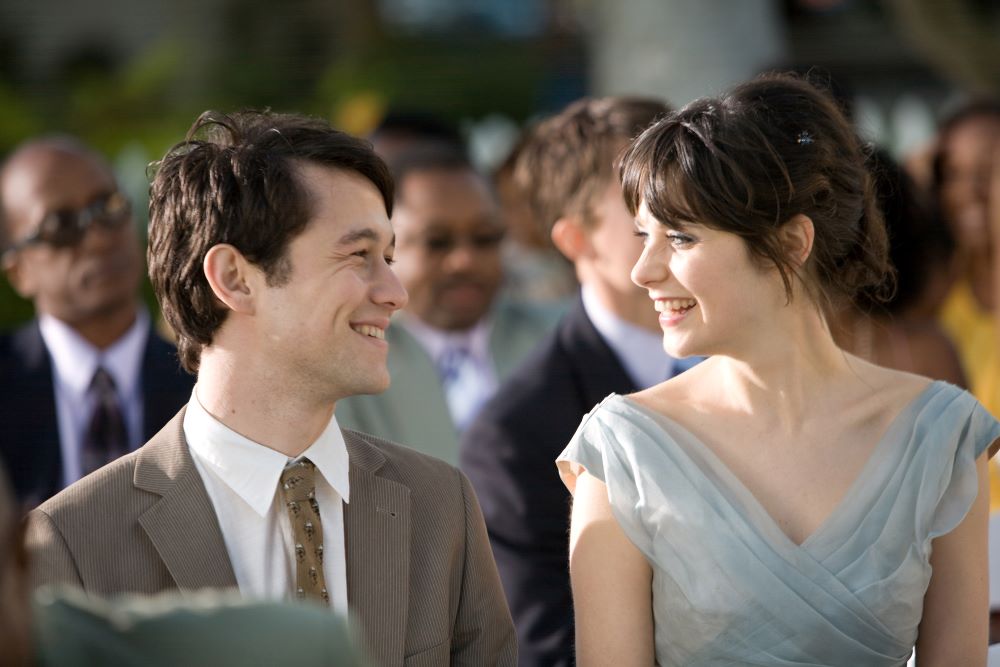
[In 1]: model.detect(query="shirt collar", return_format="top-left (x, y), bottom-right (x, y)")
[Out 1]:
top-left (38, 309), bottom-right (150, 398)
top-left (397, 311), bottom-right (493, 365)
top-left (581, 284), bottom-right (673, 389)
top-left (182, 387), bottom-right (351, 518)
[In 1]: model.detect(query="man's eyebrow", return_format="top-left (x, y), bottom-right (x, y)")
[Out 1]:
top-left (336, 228), bottom-right (381, 245)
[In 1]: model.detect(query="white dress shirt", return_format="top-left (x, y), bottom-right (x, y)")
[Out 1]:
top-left (581, 285), bottom-right (675, 389)
top-left (399, 312), bottom-right (498, 431)
top-left (183, 388), bottom-right (350, 614)
top-left (38, 310), bottom-right (149, 487)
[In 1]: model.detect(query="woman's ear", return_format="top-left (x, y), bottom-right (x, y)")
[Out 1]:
top-left (782, 214), bottom-right (815, 268)
top-left (551, 216), bottom-right (590, 262)
top-left (203, 244), bottom-right (256, 315)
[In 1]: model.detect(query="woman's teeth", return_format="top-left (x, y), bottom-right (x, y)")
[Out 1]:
top-left (654, 298), bottom-right (697, 314)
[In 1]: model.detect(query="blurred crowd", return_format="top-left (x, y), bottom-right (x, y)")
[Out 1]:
top-left (0, 71), bottom-right (999, 666)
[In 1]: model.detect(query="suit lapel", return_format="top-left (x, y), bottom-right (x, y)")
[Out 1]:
top-left (134, 410), bottom-right (238, 590)
top-left (343, 431), bottom-right (411, 662)
top-left (384, 323), bottom-right (458, 458)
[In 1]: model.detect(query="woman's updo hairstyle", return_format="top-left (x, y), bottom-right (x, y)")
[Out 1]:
top-left (620, 72), bottom-right (893, 308)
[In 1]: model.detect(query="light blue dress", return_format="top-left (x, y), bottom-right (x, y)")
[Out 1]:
top-left (557, 381), bottom-right (1000, 666)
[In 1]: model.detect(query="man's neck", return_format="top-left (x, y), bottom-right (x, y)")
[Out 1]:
top-left (61, 303), bottom-right (139, 350)
top-left (398, 310), bottom-right (492, 361)
top-left (194, 350), bottom-right (335, 459)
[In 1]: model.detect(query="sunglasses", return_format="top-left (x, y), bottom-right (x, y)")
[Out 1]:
top-left (4, 191), bottom-right (131, 254)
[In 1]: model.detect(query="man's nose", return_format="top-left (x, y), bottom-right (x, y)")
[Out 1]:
top-left (443, 242), bottom-right (481, 271)
top-left (79, 216), bottom-right (135, 253)
top-left (377, 261), bottom-right (408, 311)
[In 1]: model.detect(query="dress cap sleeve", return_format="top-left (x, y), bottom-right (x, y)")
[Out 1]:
top-left (927, 392), bottom-right (1000, 543)
top-left (556, 395), bottom-right (618, 494)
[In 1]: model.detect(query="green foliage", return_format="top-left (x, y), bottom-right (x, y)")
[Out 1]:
top-left (316, 37), bottom-right (547, 124)
top-left (0, 81), bottom-right (43, 151)
top-left (0, 280), bottom-right (34, 328)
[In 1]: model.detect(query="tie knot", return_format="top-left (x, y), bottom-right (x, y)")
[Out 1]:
top-left (90, 367), bottom-right (117, 393)
top-left (437, 345), bottom-right (471, 384)
top-left (281, 458), bottom-right (317, 502)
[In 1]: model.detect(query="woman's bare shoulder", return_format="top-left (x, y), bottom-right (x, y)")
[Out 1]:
top-left (843, 355), bottom-right (938, 415)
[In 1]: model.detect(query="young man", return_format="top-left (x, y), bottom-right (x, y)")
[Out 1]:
top-left (460, 97), bottom-right (695, 666)
top-left (26, 111), bottom-right (516, 666)
top-left (0, 138), bottom-right (192, 507)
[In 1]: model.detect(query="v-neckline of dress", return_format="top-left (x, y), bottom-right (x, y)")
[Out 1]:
top-left (618, 380), bottom-right (941, 551)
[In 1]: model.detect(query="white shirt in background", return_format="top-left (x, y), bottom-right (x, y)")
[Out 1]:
top-left (39, 309), bottom-right (149, 487)
top-left (398, 312), bottom-right (498, 431)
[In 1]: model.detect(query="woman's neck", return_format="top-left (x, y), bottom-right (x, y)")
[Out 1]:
top-left (710, 303), bottom-right (856, 431)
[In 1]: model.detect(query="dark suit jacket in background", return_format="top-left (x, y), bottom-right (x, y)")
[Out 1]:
top-left (460, 297), bottom-right (638, 667)
top-left (26, 410), bottom-right (517, 667)
top-left (0, 319), bottom-right (193, 507)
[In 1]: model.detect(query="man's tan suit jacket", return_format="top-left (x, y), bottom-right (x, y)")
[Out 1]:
top-left (25, 409), bottom-right (517, 666)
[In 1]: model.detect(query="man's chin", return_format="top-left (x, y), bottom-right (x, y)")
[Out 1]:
top-left (93, 292), bottom-right (141, 318)
top-left (427, 307), bottom-right (491, 332)
top-left (51, 291), bottom-right (138, 328)
top-left (354, 375), bottom-right (392, 397)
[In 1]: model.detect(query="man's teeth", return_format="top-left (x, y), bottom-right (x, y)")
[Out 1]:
top-left (353, 325), bottom-right (385, 340)
top-left (654, 298), bottom-right (697, 313)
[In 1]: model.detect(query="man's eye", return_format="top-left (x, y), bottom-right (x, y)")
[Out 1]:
top-left (471, 230), bottom-right (505, 249)
top-left (353, 249), bottom-right (369, 259)
top-left (424, 237), bottom-right (452, 253)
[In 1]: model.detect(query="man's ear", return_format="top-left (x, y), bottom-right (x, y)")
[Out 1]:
top-left (781, 214), bottom-right (815, 268)
top-left (203, 244), bottom-right (256, 315)
top-left (2, 253), bottom-right (36, 300)
top-left (551, 216), bottom-right (590, 263)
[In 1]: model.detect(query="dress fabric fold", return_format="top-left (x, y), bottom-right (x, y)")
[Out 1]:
top-left (557, 381), bottom-right (1000, 666)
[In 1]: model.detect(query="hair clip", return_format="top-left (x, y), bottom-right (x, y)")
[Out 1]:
top-left (796, 130), bottom-right (814, 146)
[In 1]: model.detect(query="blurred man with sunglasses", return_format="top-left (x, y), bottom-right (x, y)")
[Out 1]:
top-left (336, 146), bottom-right (554, 464)
top-left (0, 137), bottom-right (192, 507)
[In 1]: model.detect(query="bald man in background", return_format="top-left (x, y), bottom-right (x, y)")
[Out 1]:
top-left (0, 137), bottom-right (192, 507)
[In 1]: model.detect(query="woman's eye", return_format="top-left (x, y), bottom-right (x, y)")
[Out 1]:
top-left (384, 255), bottom-right (395, 266)
top-left (667, 233), bottom-right (695, 247)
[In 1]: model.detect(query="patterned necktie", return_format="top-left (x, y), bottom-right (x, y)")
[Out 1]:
top-left (82, 367), bottom-right (129, 476)
top-left (437, 344), bottom-right (485, 432)
top-left (280, 458), bottom-right (329, 605)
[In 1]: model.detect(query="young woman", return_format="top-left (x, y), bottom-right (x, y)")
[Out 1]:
top-left (557, 74), bottom-right (1000, 666)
